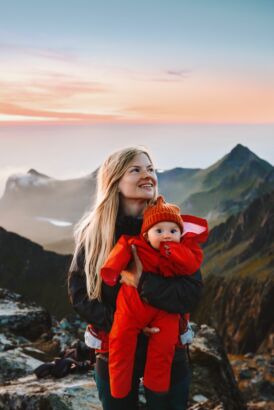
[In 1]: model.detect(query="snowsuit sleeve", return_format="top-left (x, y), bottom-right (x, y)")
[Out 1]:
top-left (100, 235), bottom-right (132, 286)
top-left (158, 239), bottom-right (203, 277)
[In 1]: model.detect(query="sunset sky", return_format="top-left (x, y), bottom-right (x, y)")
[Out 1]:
top-left (0, 1), bottom-right (273, 196)
top-left (0, 0), bottom-right (273, 124)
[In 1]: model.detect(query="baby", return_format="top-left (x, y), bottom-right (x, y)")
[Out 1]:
top-left (101, 195), bottom-right (208, 398)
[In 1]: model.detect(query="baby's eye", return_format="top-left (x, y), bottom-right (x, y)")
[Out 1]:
top-left (156, 229), bottom-right (162, 233)
top-left (171, 229), bottom-right (178, 234)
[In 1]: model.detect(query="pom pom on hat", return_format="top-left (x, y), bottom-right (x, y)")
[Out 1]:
top-left (141, 195), bottom-right (183, 234)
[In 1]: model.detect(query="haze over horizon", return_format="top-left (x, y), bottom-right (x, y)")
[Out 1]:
top-left (0, 123), bottom-right (273, 198)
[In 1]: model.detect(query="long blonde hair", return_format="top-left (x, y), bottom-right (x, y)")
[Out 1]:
top-left (69, 147), bottom-right (157, 301)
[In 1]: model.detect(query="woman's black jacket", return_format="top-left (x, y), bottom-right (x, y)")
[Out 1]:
top-left (68, 215), bottom-right (203, 334)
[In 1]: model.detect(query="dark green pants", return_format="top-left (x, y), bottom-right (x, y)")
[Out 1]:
top-left (145, 369), bottom-right (191, 410)
top-left (94, 368), bottom-right (191, 410)
top-left (94, 369), bottom-right (139, 410)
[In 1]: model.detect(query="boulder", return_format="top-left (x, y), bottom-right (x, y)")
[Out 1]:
top-left (0, 331), bottom-right (29, 352)
top-left (0, 288), bottom-right (51, 340)
top-left (0, 347), bottom-right (44, 384)
top-left (189, 324), bottom-right (246, 410)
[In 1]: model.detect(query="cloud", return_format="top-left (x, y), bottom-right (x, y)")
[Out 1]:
top-left (150, 69), bottom-right (192, 83)
top-left (166, 69), bottom-right (191, 78)
top-left (33, 79), bottom-right (107, 95)
top-left (0, 42), bottom-right (77, 62)
top-left (0, 103), bottom-right (119, 122)
top-left (132, 68), bottom-right (192, 83)
top-left (0, 73), bottom-right (109, 109)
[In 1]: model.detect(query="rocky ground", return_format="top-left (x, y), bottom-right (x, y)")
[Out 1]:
top-left (229, 353), bottom-right (274, 410)
top-left (0, 373), bottom-right (101, 410)
top-left (0, 288), bottom-right (273, 409)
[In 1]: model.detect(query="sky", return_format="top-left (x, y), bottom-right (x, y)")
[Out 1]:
top-left (0, 0), bottom-right (273, 124)
top-left (0, 1), bottom-right (273, 196)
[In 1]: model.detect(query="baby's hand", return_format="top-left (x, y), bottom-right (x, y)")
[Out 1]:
top-left (120, 270), bottom-right (138, 287)
top-left (142, 327), bottom-right (160, 337)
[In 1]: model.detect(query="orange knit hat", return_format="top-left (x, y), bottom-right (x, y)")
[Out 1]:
top-left (141, 195), bottom-right (183, 234)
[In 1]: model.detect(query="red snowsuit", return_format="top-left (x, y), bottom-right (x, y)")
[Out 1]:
top-left (101, 214), bottom-right (208, 398)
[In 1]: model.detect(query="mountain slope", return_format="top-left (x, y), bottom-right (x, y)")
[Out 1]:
top-left (0, 227), bottom-right (72, 318)
top-left (181, 144), bottom-right (273, 225)
top-left (0, 169), bottom-right (97, 247)
top-left (193, 191), bottom-right (274, 354)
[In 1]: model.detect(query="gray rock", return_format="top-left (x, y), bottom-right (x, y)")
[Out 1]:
top-left (0, 347), bottom-right (44, 383)
top-left (0, 331), bottom-right (29, 352)
top-left (239, 369), bottom-right (254, 380)
top-left (51, 316), bottom-right (87, 352)
top-left (189, 324), bottom-right (246, 410)
top-left (0, 373), bottom-right (101, 410)
top-left (192, 393), bottom-right (209, 403)
top-left (0, 288), bottom-right (51, 340)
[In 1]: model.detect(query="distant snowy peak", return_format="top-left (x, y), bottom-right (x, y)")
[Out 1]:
top-left (5, 170), bottom-right (53, 193)
top-left (27, 169), bottom-right (51, 179)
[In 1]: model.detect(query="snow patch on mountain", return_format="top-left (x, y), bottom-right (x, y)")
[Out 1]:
top-left (35, 217), bottom-right (72, 227)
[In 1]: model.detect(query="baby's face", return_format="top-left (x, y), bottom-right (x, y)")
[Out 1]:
top-left (146, 221), bottom-right (181, 250)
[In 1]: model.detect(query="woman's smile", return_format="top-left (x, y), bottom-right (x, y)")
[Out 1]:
top-left (138, 181), bottom-right (154, 190)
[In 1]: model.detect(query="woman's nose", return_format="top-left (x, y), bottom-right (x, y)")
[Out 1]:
top-left (141, 170), bottom-right (149, 178)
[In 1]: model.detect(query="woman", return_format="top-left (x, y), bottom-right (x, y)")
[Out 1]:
top-left (68, 147), bottom-right (203, 410)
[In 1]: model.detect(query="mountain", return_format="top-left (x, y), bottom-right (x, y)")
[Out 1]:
top-left (0, 144), bottom-right (272, 254)
top-left (168, 144), bottom-right (273, 225)
top-left (157, 167), bottom-right (201, 202)
top-left (0, 227), bottom-right (72, 319)
top-left (0, 169), bottom-right (97, 249)
top-left (193, 191), bottom-right (274, 354)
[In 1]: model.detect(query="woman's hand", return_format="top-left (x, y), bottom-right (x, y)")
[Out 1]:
top-left (120, 245), bottom-right (143, 288)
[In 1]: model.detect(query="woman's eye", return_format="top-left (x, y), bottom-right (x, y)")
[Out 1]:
top-left (131, 168), bottom-right (139, 173)
top-left (148, 168), bottom-right (155, 173)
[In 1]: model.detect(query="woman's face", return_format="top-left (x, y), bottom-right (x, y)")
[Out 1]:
top-left (118, 153), bottom-right (157, 201)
